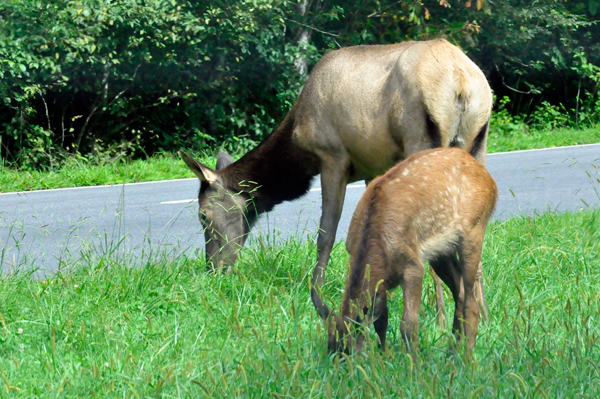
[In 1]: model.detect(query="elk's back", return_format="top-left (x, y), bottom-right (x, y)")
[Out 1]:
top-left (346, 148), bottom-right (497, 262)
top-left (293, 39), bottom-right (493, 180)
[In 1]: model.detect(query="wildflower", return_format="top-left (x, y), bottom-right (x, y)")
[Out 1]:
top-left (17, 328), bottom-right (23, 334)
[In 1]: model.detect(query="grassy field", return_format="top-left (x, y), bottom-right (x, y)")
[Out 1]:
top-left (1, 209), bottom-right (599, 397)
top-left (0, 152), bottom-right (214, 193)
top-left (487, 126), bottom-right (600, 153)
top-left (2, 126), bottom-right (599, 193)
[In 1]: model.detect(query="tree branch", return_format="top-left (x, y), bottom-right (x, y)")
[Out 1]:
top-left (494, 62), bottom-right (537, 95)
top-left (76, 63), bottom-right (110, 151)
top-left (367, 1), bottom-right (403, 18)
top-left (284, 18), bottom-right (340, 37)
top-left (107, 63), bottom-right (142, 107)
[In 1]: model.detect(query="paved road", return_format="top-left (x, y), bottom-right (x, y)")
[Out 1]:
top-left (1, 144), bottom-right (599, 275)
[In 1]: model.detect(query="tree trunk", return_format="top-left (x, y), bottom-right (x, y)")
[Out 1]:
top-left (293, 0), bottom-right (313, 78)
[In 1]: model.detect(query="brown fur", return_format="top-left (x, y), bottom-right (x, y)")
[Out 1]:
top-left (180, 39), bottom-right (493, 320)
top-left (327, 148), bottom-right (497, 355)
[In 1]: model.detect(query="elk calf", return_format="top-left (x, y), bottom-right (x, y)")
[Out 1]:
top-left (325, 148), bottom-right (497, 354)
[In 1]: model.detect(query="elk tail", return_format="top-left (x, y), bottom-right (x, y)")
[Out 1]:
top-left (453, 66), bottom-right (493, 160)
top-left (448, 66), bottom-right (470, 147)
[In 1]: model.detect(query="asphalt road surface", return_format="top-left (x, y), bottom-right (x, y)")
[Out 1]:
top-left (1, 144), bottom-right (599, 275)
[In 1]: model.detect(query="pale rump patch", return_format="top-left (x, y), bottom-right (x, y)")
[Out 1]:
top-left (420, 226), bottom-right (462, 261)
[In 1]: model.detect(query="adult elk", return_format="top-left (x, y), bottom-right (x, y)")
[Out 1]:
top-left (326, 148), bottom-right (497, 355)
top-left (180, 38), bottom-right (493, 323)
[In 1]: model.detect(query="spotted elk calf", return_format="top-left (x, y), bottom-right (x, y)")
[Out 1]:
top-left (323, 148), bottom-right (497, 355)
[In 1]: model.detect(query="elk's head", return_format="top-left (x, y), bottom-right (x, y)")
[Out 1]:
top-left (180, 150), bottom-right (250, 272)
top-left (326, 312), bottom-right (366, 354)
top-left (314, 282), bottom-right (365, 354)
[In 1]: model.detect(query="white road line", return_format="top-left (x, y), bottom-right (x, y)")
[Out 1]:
top-left (161, 198), bottom-right (198, 205)
top-left (0, 177), bottom-right (197, 196)
top-left (4, 143), bottom-right (599, 197)
top-left (487, 143), bottom-right (600, 156)
top-left (160, 182), bottom-right (367, 205)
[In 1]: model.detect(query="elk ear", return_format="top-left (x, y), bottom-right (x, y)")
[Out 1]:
top-left (179, 149), bottom-right (218, 183)
top-left (216, 150), bottom-right (234, 170)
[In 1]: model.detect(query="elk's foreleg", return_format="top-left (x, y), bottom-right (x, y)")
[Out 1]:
top-left (311, 158), bottom-right (349, 320)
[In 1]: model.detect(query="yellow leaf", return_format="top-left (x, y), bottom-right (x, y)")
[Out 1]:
top-left (424, 7), bottom-right (430, 19)
top-left (78, 8), bottom-right (82, 14)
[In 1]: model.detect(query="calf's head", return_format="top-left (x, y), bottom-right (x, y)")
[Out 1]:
top-left (180, 150), bottom-right (249, 271)
top-left (325, 310), bottom-right (366, 354)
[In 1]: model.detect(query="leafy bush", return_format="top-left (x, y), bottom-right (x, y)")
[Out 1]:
top-left (489, 96), bottom-right (527, 137)
top-left (0, 0), bottom-right (304, 168)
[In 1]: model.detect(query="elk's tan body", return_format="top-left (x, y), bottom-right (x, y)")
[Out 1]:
top-left (294, 40), bottom-right (492, 179)
top-left (180, 39), bottom-right (493, 322)
top-left (327, 148), bottom-right (497, 354)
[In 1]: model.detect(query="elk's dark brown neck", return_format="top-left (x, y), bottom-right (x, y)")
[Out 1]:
top-left (221, 110), bottom-right (320, 215)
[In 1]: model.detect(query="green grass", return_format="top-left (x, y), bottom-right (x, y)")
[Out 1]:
top-left (487, 126), bottom-right (600, 153)
top-left (2, 126), bottom-right (600, 193)
top-left (0, 152), bottom-right (220, 193)
top-left (1, 209), bottom-right (600, 397)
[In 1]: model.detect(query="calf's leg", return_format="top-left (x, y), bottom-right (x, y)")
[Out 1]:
top-left (399, 258), bottom-right (425, 355)
top-left (372, 294), bottom-right (389, 351)
top-left (457, 232), bottom-right (484, 350)
top-left (429, 268), bottom-right (447, 329)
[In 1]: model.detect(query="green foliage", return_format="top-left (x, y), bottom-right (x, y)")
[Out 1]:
top-left (2, 0), bottom-right (600, 169)
top-left (0, 0), bottom-right (302, 167)
top-left (489, 96), bottom-right (526, 136)
top-left (487, 95), bottom-right (600, 153)
top-left (1, 210), bottom-right (600, 396)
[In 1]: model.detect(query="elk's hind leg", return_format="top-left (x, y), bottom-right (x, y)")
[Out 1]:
top-left (457, 230), bottom-right (484, 349)
top-left (429, 268), bottom-right (447, 329)
top-left (429, 254), bottom-right (462, 336)
top-left (372, 293), bottom-right (389, 351)
top-left (430, 238), bottom-right (482, 352)
top-left (475, 261), bottom-right (489, 322)
top-left (398, 255), bottom-right (425, 355)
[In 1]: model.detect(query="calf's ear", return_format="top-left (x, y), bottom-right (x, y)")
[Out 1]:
top-left (216, 151), bottom-right (234, 170)
top-left (179, 149), bottom-right (218, 183)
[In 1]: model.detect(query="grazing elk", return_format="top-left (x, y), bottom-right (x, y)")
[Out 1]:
top-left (325, 148), bottom-right (497, 355)
top-left (180, 38), bottom-right (493, 324)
